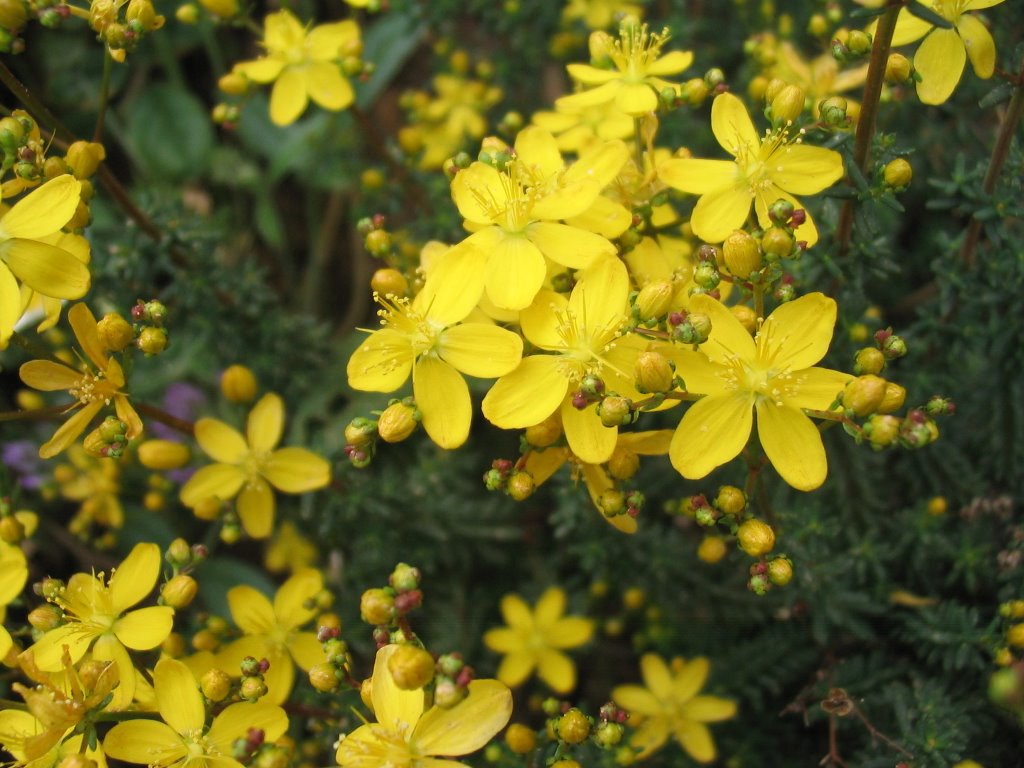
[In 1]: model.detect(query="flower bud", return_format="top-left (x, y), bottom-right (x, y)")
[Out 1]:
top-left (883, 158), bottom-right (912, 190)
top-left (506, 471), bottom-right (535, 501)
top-left (524, 413), bottom-right (562, 447)
top-left (360, 588), bottom-right (395, 625)
top-left (863, 413), bottom-right (901, 448)
top-left (593, 720), bottom-right (624, 749)
top-left (634, 350), bottom-right (674, 394)
top-left (161, 574), bottom-right (198, 609)
top-left (239, 676), bottom-right (268, 701)
top-left (898, 411), bottom-right (939, 448)
top-left (692, 261), bottom-right (720, 291)
top-left (853, 347), bottom-right (885, 375)
top-left (377, 401), bottom-right (420, 443)
top-left (635, 280), bottom-right (674, 321)
top-left (761, 226), bottom-right (794, 259)
top-left (138, 439), bottom-right (190, 470)
top-left (597, 396), bottom-right (633, 428)
top-left (1006, 624), bottom-right (1024, 649)
top-left (767, 199), bottom-right (795, 224)
top-left (0, 514), bottom-right (25, 544)
top-left (389, 563), bottom-right (420, 593)
top-left (763, 77), bottom-right (787, 104)
top-left (221, 365), bottom-right (257, 403)
top-left (433, 678), bottom-right (466, 708)
top-left (714, 485), bottom-right (746, 515)
top-left (370, 268), bottom-right (408, 297)
top-left (387, 644), bottom-right (435, 690)
top-left (201, 668), bottom-right (232, 701)
top-left (846, 30), bottom-right (872, 56)
top-left (672, 312), bottom-right (712, 345)
top-left (0, 0), bottom-right (28, 31)
top-left (842, 375), bottom-right (887, 417)
top-left (28, 603), bottom-right (63, 631)
top-left (731, 305), bottom-right (757, 334)
top-left (198, 0), bottom-right (237, 18)
top-left (877, 382), bottom-right (906, 414)
top-left (345, 417), bottom-right (378, 448)
top-left (881, 334), bottom-right (907, 360)
top-left (771, 84), bottom-right (805, 124)
top-left (737, 519), bottom-right (775, 557)
top-left (768, 556), bottom-right (793, 586)
top-left (680, 77), bottom-right (709, 105)
top-left (597, 489), bottom-right (626, 517)
top-left (97, 313), bottom-right (133, 351)
top-left (66, 143), bottom-right (105, 179)
top-left (126, 0), bottom-right (163, 31)
top-left (138, 326), bottom-right (168, 356)
top-left (884, 53), bottom-right (912, 84)
top-left (819, 96), bottom-right (849, 126)
top-left (607, 447), bottom-right (640, 481)
top-left (175, 4), bottom-right (198, 23)
top-left (722, 230), bottom-right (762, 278)
top-left (697, 536), bottom-right (727, 564)
top-left (557, 708), bottom-right (591, 745)
top-left (505, 723), bottom-right (536, 754)
top-left (308, 662), bottom-right (341, 693)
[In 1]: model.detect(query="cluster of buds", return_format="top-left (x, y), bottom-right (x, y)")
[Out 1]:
top-left (660, 67), bottom-right (725, 111)
top-left (28, 577), bottom-right (66, 634)
top-left (308, 624), bottom-right (354, 693)
top-left (82, 416), bottom-right (129, 459)
top-left (994, 600), bottom-right (1024, 667)
top-left (832, 29), bottom-right (872, 63)
top-left (130, 299), bottom-right (169, 356)
top-left (159, 538), bottom-right (205, 609)
top-left (596, 488), bottom-right (644, 520)
top-left (192, 614), bottom-right (230, 653)
top-left (476, 136), bottom-right (515, 172)
top-left (668, 309), bottom-right (712, 346)
top-left (691, 244), bottom-right (722, 293)
top-left (748, 555), bottom-right (793, 595)
top-left (238, 656), bottom-right (270, 701)
top-left (358, 214), bottom-right (392, 258)
top-left (538, 699), bottom-right (628, 765)
top-left (230, 728), bottom-right (267, 765)
top-left (343, 398), bottom-right (422, 468)
top-left (359, 563), bottom-right (423, 637)
top-left (0, 111), bottom-right (45, 183)
top-left (89, 0), bottom-right (165, 62)
top-left (484, 459), bottom-right (535, 501)
top-left (427, 652), bottom-right (472, 708)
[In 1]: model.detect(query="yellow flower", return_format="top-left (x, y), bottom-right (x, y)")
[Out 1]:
top-left (24, 542), bottom-right (174, 710)
top-left (559, 22), bottom-right (693, 116)
top-left (0, 541), bottom-right (28, 659)
top-left (482, 257), bottom-right (645, 464)
top-left (889, 0), bottom-right (1005, 105)
top-left (216, 568), bottom-right (325, 705)
top-left (233, 9), bottom-right (361, 126)
top-left (659, 92), bottom-right (843, 245)
top-left (447, 127), bottom-right (627, 310)
top-left (404, 73), bottom-right (503, 170)
top-left (668, 293), bottom-right (851, 491)
top-left (19, 303), bottom-right (143, 459)
top-left (771, 41), bottom-right (868, 118)
top-left (347, 275), bottom-right (523, 449)
top-left (104, 657), bottom-right (288, 768)
top-left (179, 392), bottom-right (331, 538)
top-left (482, 587), bottom-right (594, 693)
top-left (562, 0), bottom-right (645, 30)
top-left (0, 710), bottom-right (107, 768)
top-left (612, 654), bottom-right (736, 762)
top-left (0, 176), bottom-right (87, 349)
top-left (531, 99), bottom-right (635, 154)
top-left (16, 231), bottom-right (91, 340)
top-left (55, 445), bottom-right (125, 535)
top-left (338, 644), bottom-right (511, 768)
top-left (264, 520), bottom-right (317, 573)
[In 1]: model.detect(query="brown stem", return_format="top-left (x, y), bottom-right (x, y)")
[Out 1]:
top-left (0, 404), bottom-right (73, 423)
top-left (0, 59), bottom-right (76, 142)
top-left (835, 1), bottom-right (906, 258)
top-left (134, 402), bottom-right (195, 436)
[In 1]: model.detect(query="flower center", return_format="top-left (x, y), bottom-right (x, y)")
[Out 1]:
top-left (70, 372), bottom-right (119, 407)
top-left (610, 22), bottom-right (671, 81)
top-left (374, 293), bottom-right (444, 357)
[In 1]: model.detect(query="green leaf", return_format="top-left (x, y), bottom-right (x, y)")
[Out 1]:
top-left (196, 556), bottom-right (278, 617)
top-left (979, 82), bottom-right (1014, 110)
top-left (254, 187), bottom-right (285, 249)
top-left (356, 12), bottom-right (427, 108)
top-left (125, 83), bottom-right (214, 181)
top-left (907, 2), bottom-right (953, 29)
top-left (849, 6), bottom-right (886, 19)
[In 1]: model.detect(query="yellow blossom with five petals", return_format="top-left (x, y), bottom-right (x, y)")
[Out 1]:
top-left (659, 92), bottom-right (843, 245)
top-left (483, 587), bottom-right (594, 693)
top-left (668, 292), bottom-right (851, 491)
top-left (104, 657), bottom-right (288, 768)
top-left (336, 644), bottom-right (512, 768)
top-left (179, 392), bottom-right (331, 538)
top-left (612, 653), bottom-right (736, 763)
top-left (232, 9), bottom-right (361, 126)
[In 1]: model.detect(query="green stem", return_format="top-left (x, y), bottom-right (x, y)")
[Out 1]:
top-left (958, 66), bottom-right (1024, 269)
top-left (93, 51), bottom-right (113, 143)
top-left (835, 0), bottom-right (906, 258)
top-left (753, 283), bottom-right (765, 320)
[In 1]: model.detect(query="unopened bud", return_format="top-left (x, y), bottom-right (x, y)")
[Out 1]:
top-left (506, 471), bottom-right (535, 501)
top-left (854, 347), bottom-right (885, 375)
top-left (524, 413), bottom-right (562, 447)
top-left (28, 603), bottom-right (63, 631)
top-left (842, 375), bottom-right (887, 417)
top-left (308, 662), bottom-right (341, 693)
top-left (723, 230), bottom-right (762, 278)
top-left (697, 536), bottom-right (727, 564)
top-left (883, 158), bottom-right (912, 190)
top-left (863, 414), bottom-right (901, 448)
top-left (846, 30), bottom-right (872, 56)
top-left (96, 313), bottom-right (133, 351)
top-left (505, 723), bottom-right (536, 754)
top-left (161, 574), bottom-right (198, 609)
top-left (714, 485), bottom-right (746, 515)
top-left (737, 519), bottom-right (775, 557)
top-left (387, 644), bottom-right (435, 690)
top-left (138, 440), bottom-right (190, 470)
top-left (344, 417), bottom-right (378, 448)
top-left (761, 226), bottom-right (794, 259)
top-left (389, 563), bottom-right (420, 593)
top-left (138, 326), bottom-right (168, 355)
top-left (597, 396), bottom-right (633, 428)
top-left (370, 268), bottom-right (408, 297)
top-left (201, 668), bottom-right (232, 701)
top-left (597, 489), bottom-right (626, 517)
top-left (635, 280), bottom-right (674, 321)
top-left (360, 588), bottom-right (395, 625)
top-left (0, 514), bottom-right (25, 544)
top-left (377, 401), bottom-right (420, 443)
top-left (884, 53), bottom-right (912, 84)
top-left (221, 365), bottom-right (257, 403)
top-left (239, 676), bottom-right (267, 701)
top-left (877, 382), bottom-right (906, 414)
top-left (557, 708), bottom-right (591, 745)
top-left (770, 84), bottom-right (805, 124)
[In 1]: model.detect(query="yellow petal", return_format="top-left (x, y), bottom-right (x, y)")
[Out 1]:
top-left (273, 568), bottom-right (321, 630)
top-left (418, 244), bottom-right (486, 324)
top-left (499, 593), bottom-right (533, 630)
top-left (92, 633), bottom-right (136, 710)
top-left (0, 175), bottom-right (80, 238)
top-left (482, 627), bottom-right (522, 654)
top-left (682, 695), bottom-right (737, 723)
top-left (914, 27), bottom-right (965, 105)
top-left (237, 478), bottom-right (275, 538)
top-left (496, 650), bottom-right (535, 688)
top-left (689, 183), bottom-right (752, 244)
top-left (533, 587), bottom-right (566, 628)
top-left (103, 720), bottom-right (183, 764)
top-left (347, 328), bottom-right (414, 392)
top-left (640, 653), bottom-right (673, 700)
top-left (19, 359), bottom-right (82, 391)
top-left (528, 222), bottom-right (614, 270)
top-left (530, 179), bottom-right (600, 221)
top-left (154, 657), bottom-right (205, 734)
top-left (756, 292), bottom-right (836, 371)
top-left (630, 717), bottom-right (670, 758)
top-left (248, 393), bottom-right (283, 453)
top-left (115, 395), bottom-right (144, 440)
top-left (114, 606), bottom-right (174, 650)
top-left (308, 18), bottom-right (359, 58)
top-left (767, 145), bottom-right (844, 196)
top-left (890, 8), bottom-right (933, 46)
top-left (233, 57), bottom-right (285, 84)
top-left (228, 585), bottom-right (277, 635)
top-left (451, 163), bottom-right (503, 225)
top-left (482, 356), bottom-right (567, 429)
top-left (564, 139), bottom-right (629, 188)
top-left (710, 92), bottom-right (759, 158)
top-left (566, 63), bottom-right (620, 86)
top-left (547, 617), bottom-right (594, 649)
top-left (536, 649), bottom-right (576, 693)
top-left (287, 632), bottom-right (325, 670)
top-left (179, 463), bottom-right (246, 507)
top-left (1, 239), bottom-right (90, 299)
top-left (0, 263), bottom-right (20, 346)
top-left (218, 635), bottom-right (270, 673)
top-left (39, 400), bottom-right (102, 459)
top-left (565, 195), bottom-right (632, 239)
top-left (669, 394), bottom-right (752, 480)
top-left (262, 447), bottom-right (330, 493)
top-left (659, 158), bottom-right (738, 195)
top-left (263, 9), bottom-right (303, 51)
top-left (957, 13), bottom-right (996, 79)
top-left (514, 126), bottom-right (565, 180)
top-left (439, 324), bottom-right (523, 378)
top-left (520, 289), bottom-right (568, 350)
top-left (483, 232), bottom-right (547, 311)
top-left (688, 293), bottom-right (756, 364)
top-left (195, 418), bottom-right (248, 464)
top-left (755, 401), bottom-right (827, 491)
top-left (306, 61), bottom-right (352, 111)
top-left (108, 542), bottom-right (160, 613)
top-left (370, 645), bottom-right (425, 732)
top-left (561, 398), bottom-right (617, 464)
top-left (572, 256), bottom-right (628, 333)
top-left (671, 656), bottom-right (709, 702)
top-left (412, 356), bottom-right (472, 449)
top-left (612, 684), bottom-right (662, 717)
top-left (673, 720), bottom-right (716, 763)
top-left (208, 702), bottom-right (289, 749)
top-left (258, 647), bottom-right (295, 704)
top-left (269, 68), bottom-right (308, 126)
top-left (615, 82), bottom-right (658, 116)
top-left (648, 50), bottom-right (693, 76)
top-left (24, 624), bottom-right (96, 671)
top-left (784, 367), bottom-right (851, 410)
top-left (413, 679), bottom-right (512, 756)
